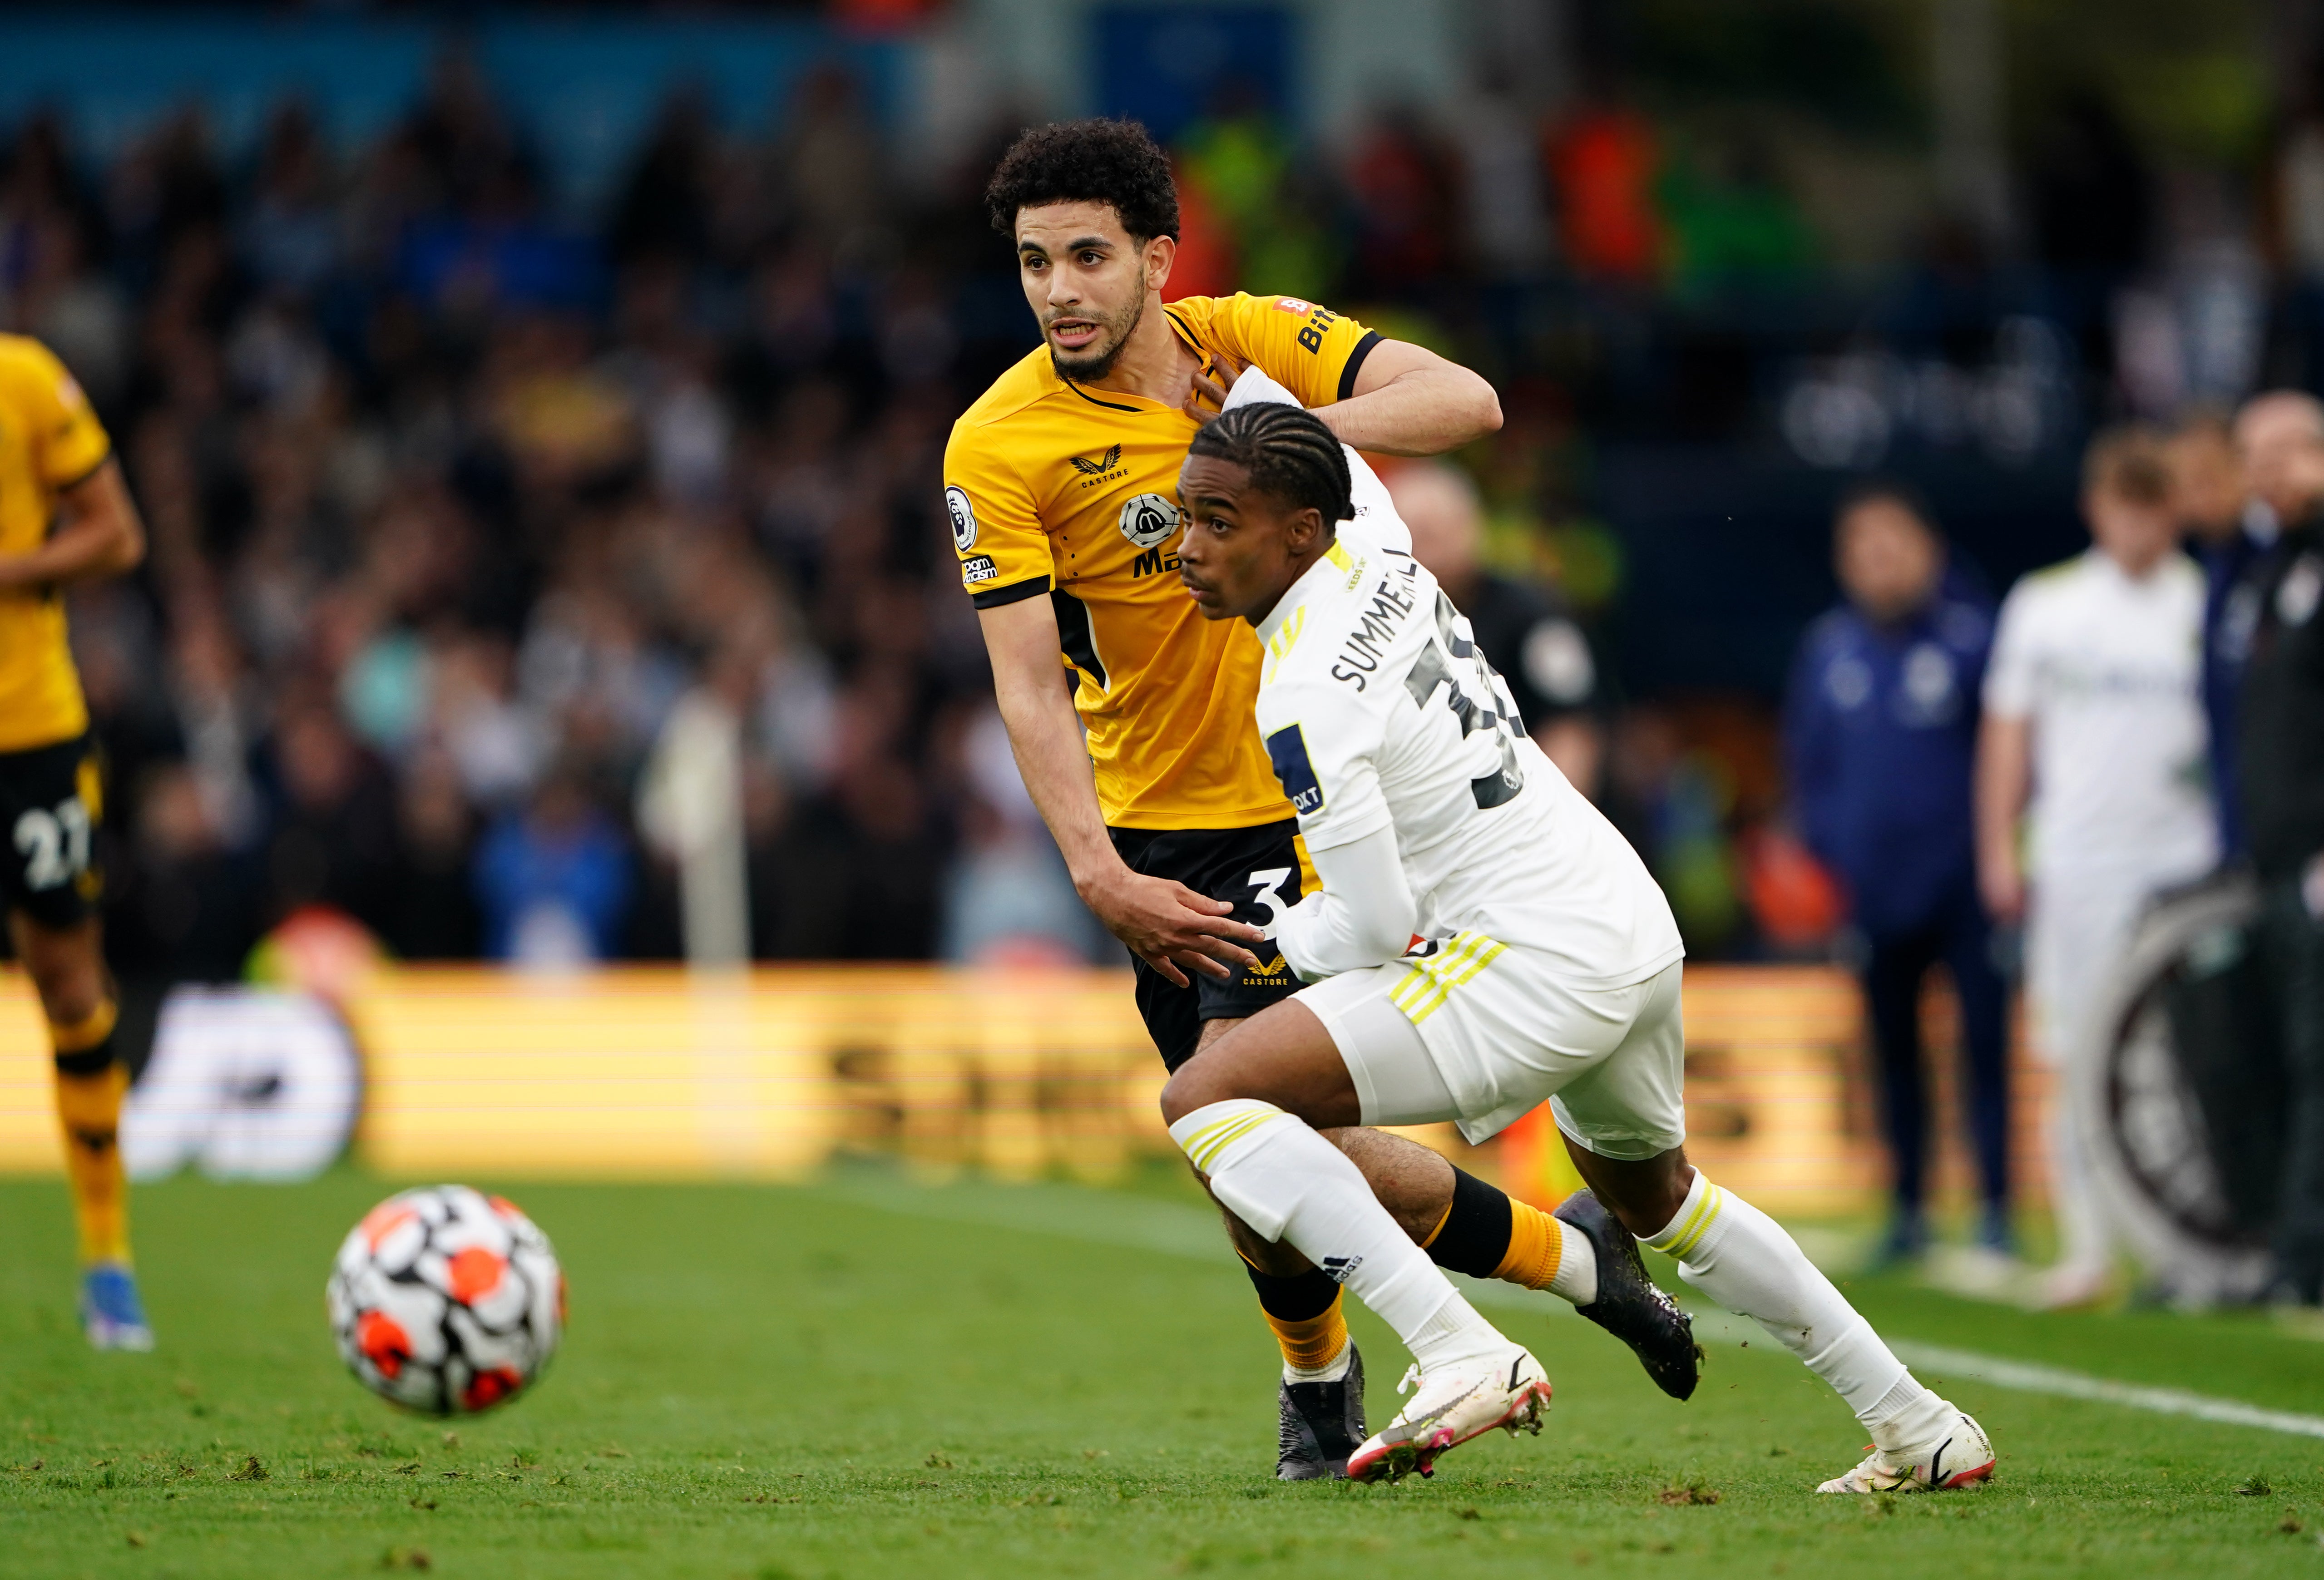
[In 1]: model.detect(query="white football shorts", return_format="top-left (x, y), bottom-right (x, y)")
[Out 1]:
top-left (1297, 936), bottom-right (1686, 1160)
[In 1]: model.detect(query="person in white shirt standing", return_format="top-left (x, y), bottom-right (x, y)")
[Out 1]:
top-left (1160, 387), bottom-right (1994, 1494)
top-left (1976, 426), bottom-right (2217, 1309)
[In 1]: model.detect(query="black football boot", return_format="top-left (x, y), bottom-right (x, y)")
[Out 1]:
top-left (1276, 1342), bottom-right (1367, 1480)
top-left (1555, 1188), bottom-right (1703, 1400)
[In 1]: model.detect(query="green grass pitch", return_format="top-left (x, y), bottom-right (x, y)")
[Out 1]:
top-left (7, 1165), bottom-right (2324, 1578)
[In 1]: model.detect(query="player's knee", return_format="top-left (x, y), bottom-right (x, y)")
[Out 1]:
top-left (1593, 1155), bottom-right (1694, 1238)
top-left (1157, 1066), bottom-right (1213, 1128)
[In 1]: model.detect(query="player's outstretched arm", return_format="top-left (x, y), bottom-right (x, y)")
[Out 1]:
top-left (1320, 340), bottom-right (1501, 458)
top-left (0, 459), bottom-right (146, 592)
top-left (977, 594), bottom-right (1264, 985)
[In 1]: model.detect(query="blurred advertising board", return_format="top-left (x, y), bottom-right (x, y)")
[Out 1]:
top-left (0, 965), bottom-right (1928, 1215)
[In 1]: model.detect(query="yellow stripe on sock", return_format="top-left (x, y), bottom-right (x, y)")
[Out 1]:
top-left (1652, 1182), bottom-right (1727, 1262)
top-left (49, 998), bottom-right (118, 1054)
top-left (1182, 1106), bottom-right (1283, 1173)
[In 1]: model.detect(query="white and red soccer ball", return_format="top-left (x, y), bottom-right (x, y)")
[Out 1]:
top-left (329, 1185), bottom-right (565, 1415)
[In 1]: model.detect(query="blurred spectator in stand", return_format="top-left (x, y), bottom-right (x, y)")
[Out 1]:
top-left (1345, 107), bottom-right (1460, 301)
top-left (2225, 392), bottom-right (2324, 1304)
top-left (1175, 83), bottom-right (1336, 305)
top-left (939, 703), bottom-right (1101, 965)
top-left (1391, 460), bottom-right (1602, 797)
top-left (474, 760), bottom-right (633, 967)
top-left (1548, 98), bottom-right (1664, 286)
top-left (2172, 409), bottom-right (2262, 859)
top-left (1978, 427), bottom-right (2215, 1308)
top-left (259, 698), bottom-right (401, 937)
top-left (1784, 483), bottom-right (2008, 1264)
top-left (383, 746), bottom-right (481, 959)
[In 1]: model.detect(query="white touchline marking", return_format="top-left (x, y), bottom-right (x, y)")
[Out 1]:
top-left (1887, 1341), bottom-right (2324, 1441)
top-left (817, 1173), bottom-right (2324, 1441)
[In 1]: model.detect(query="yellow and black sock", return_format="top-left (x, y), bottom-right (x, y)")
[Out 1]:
top-left (1422, 1166), bottom-right (1570, 1291)
top-left (1242, 1260), bottom-right (1347, 1374)
top-left (51, 998), bottom-right (129, 1268)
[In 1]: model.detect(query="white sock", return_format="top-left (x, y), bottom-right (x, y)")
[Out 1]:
top-left (1643, 1170), bottom-right (1943, 1453)
top-left (1285, 1338), bottom-right (1354, 1384)
top-left (1546, 1220), bottom-right (1598, 1305)
top-left (1405, 1289), bottom-right (1507, 1372)
top-left (1173, 1099), bottom-right (1506, 1368)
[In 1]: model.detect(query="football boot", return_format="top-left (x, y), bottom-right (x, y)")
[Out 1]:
top-left (1555, 1189), bottom-right (1701, 1399)
top-left (1276, 1342), bottom-right (1367, 1481)
top-left (81, 1262), bottom-right (153, 1352)
top-left (1815, 1409), bottom-right (1995, 1494)
top-left (1345, 1347), bottom-right (1551, 1485)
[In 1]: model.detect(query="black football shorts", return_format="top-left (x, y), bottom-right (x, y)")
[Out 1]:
top-left (0, 732), bottom-right (102, 929)
top-left (1108, 818), bottom-right (1307, 1072)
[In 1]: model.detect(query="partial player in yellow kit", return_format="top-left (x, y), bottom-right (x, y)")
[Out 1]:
top-left (0, 334), bottom-right (151, 1348)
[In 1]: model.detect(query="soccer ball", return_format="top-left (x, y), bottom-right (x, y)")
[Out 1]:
top-left (328, 1185), bottom-right (564, 1415)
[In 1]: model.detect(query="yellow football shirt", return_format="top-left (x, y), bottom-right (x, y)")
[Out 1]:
top-left (944, 293), bottom-right (1379, 830)
top-left (0, 335), bottom-right (107, 753)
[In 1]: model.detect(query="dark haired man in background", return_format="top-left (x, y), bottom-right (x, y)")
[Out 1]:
top-left (1783, 484), bottom-right (2008, 1269)
top-left (946, 118), bottom-right (1696, 1479)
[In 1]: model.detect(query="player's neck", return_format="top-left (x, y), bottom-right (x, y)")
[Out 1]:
top-left (1246, 543), bottom-right (1332, 630)
top-left (1076, 293), bottom-right (1195, 404)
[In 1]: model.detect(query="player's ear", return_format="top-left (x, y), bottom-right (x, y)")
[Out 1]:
top-left (1145, 232), bottom-right (1176, 293)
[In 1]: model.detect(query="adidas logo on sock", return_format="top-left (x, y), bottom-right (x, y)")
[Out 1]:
top-left (1320, 1255), bottom-right (1364, 1284)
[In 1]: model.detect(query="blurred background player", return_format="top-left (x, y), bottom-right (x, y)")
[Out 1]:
top-left (1785, 484), bottom-right (2008, 1268)
top-left (2224, 393), bottom-right (2324, 1304)
top-left (1389, 459), bottom-right (1603, 800)
top-left (0, 334), bottom-right (149, 1347)
top-left (1976, 427), bottom-right (2214, 1309)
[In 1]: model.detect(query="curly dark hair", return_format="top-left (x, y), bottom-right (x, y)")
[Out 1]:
top-left (1187, 404), bottom-right (1353, 528)
top-left (984, 119), bottom-right (1180, 242)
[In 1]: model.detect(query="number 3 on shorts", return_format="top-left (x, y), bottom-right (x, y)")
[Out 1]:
top-left (16, 796), bottom-right (90, 891)
top-left (1246, 867), bottom-right (1294, 938)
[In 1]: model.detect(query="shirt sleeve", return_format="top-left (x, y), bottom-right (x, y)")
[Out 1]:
top-left (942, 422), bottom-right (1051, 610)
top-left (11, 342), bottom-right (109, 489)
top-left (1258, 678), bottom-right (1393, 853)
top-left (1199, 293), bottom-right (1381, 409)
top-left (1981, 583), bottom-right (2039, 720)
top-left (1274, 820), bottom-right (1417, 980)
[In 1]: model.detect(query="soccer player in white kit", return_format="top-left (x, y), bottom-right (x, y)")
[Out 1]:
top-left (1976, 426), bottom-right (2217, 1309)
top-left (1160, 380), bottom-right (1994, 1491)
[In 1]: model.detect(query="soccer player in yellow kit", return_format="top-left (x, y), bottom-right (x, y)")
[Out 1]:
top-left (950, 122), bottom-right (1699, 1478)
top-left (0, 335), bottom-right (150, 1348)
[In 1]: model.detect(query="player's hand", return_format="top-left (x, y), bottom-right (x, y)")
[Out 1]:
top-left (1082, 868), bottom-right (1265, 988)
top-left (1184, 351), bottom-right (1248, 427)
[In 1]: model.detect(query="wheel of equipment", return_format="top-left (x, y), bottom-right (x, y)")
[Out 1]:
top-left (2070, 869), bottom-right (2281, 1307)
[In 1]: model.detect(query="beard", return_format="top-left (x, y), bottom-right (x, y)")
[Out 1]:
top-left (1047, 291), bottom-right (1145, 382)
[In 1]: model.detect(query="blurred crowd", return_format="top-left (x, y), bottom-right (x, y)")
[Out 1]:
top-left (4, 60), bottom-right (1016, 979)
top-left (0, 54), bottom-right (1652, 982)
top-left (0, 37), bottom-right (2315, 1017)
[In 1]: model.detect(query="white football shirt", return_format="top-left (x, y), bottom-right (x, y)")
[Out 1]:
top-left (1983, 547), bottom-right (2215, 882)
top-left (1249, 506), bottom-right (1683, 991)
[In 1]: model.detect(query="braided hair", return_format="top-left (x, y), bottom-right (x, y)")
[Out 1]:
top-left (1186, 403), bottom-right (1354, 528)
